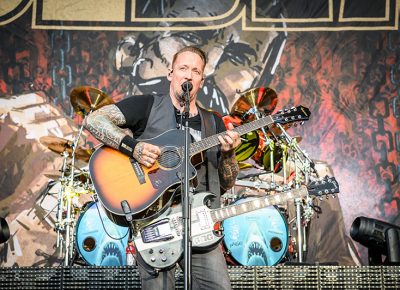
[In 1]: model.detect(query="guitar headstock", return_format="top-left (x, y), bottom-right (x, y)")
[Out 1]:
top-left (273, 106), bottom-right (311, 125)
top-left (307, 176), bottom-right (340, 198)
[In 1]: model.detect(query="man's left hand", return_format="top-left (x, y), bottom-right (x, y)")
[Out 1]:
top-left (218, 123), bottom-right (241, 153)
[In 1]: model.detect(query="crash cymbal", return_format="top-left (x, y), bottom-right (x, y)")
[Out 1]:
top-left (70, 86), bottom-right (114, 116)
top-left (40, 136), bottom-right (72, 152)
top-left (43, 170), bottom-right (62, 180)
top-left (39, 136), bottom-right (93, 162)
top-left (238, 162), bottom-right (255, 170)
top-left (230, 87), bottom-right (278, 121)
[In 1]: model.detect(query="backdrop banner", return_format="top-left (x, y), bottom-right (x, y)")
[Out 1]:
top-left (0, 0), bottom-right (398, 266)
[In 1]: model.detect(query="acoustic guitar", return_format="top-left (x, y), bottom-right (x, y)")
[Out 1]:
top-left (89, 106), bottom-right (311, 224)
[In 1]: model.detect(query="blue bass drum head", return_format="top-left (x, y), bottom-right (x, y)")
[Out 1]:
top-left (75, 201), bottom-right (129, 266)
top-left (222, 198), bottom-right (288, 266)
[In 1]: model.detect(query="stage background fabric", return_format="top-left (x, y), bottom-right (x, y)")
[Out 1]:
top-left (0, 0), bottom-right (398, 266)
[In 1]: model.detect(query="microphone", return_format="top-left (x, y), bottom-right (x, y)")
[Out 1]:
top-left (181, 81), bottom-right (193, 92)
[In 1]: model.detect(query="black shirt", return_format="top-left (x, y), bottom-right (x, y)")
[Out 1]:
top-left (115, 94), bottom-right (227, 140)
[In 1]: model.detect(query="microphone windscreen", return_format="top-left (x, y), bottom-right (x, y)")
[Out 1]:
top-left (181, 81), bottom-right (193, 92)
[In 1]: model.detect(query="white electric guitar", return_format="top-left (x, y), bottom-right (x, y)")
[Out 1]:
top-left (134, 176), bottom-right (339, 269)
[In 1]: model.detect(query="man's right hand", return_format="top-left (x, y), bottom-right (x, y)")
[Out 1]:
top-left (133, 142), bottom-right (161, 167)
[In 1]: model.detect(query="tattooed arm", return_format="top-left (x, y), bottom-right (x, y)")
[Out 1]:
top-left (84, 104), bottom-right (127, 150)
top-left (218, 150), bottom-right (240, 191)
top-left (217, 122), bottom-right (241, 191)
top-left (84, 104), bottom-right (161, 167)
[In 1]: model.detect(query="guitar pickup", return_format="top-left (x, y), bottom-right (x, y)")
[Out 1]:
top-left (141, 218), bottom-right (174, 243)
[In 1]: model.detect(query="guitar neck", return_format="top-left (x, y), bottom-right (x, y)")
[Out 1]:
top-left (210, 188), bottom-right (308, 223)
top-left (190, 115), bottom-right (274, 156)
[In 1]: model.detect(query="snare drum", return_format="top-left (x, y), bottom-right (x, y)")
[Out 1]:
top-left (75, 201), bottom-right (129, 266)
top-left (222, 197), bottom-right (288, 266)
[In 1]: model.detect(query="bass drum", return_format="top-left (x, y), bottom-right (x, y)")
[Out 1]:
top-left (75, 201), bottom-right (129, 266)
top-left (222, 197), bottom-right (288, 266)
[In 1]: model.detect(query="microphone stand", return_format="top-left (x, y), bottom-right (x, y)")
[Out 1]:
top-left (181, 82), bottom-right (192, 290)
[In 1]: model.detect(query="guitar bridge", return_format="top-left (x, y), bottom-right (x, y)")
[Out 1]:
top-left (130, 158), bottom-right (146, 184)
top-left (141, 218), bottom-right (174, 243)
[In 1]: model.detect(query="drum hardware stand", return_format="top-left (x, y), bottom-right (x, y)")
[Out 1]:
top-left (249, 106), bottom-right (278, 189)
top-left (58, 107), bottom-right (93, 266)
top-left (54, 150), bottom-right (70, 261)
top-left (264, 138), bottom-right (276, 188)
top-left (275, 123), bottom-right (315, 263)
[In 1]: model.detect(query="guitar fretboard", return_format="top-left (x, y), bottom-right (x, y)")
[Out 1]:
top-left (189, 115), bottom-right (274, 156)
top-left (210, 188), bottom-right (307, 222)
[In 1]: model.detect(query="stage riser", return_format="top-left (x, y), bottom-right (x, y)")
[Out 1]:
top-left (1, 266), bottom-right (400, 289)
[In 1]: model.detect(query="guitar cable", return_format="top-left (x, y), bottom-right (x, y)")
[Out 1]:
top-left (94, 202), bottom-right (129, 240)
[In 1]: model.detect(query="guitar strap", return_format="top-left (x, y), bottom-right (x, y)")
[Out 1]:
top-left (198, 107), bottom-right (221, 209)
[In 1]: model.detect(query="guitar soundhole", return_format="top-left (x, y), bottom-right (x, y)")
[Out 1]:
top-left (159, 149), bottom-right (181, 169)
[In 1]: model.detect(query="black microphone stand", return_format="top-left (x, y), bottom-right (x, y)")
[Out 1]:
top-left (181, 81), bottom-right (193, 290)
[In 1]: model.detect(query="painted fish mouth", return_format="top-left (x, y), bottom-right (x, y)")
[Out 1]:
top-left (100, 242), bottom-right (124, 266)
top-left (246, 240), bottom-right (269, 266)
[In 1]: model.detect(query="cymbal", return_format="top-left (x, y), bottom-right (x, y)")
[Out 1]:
top-left (43, 168), bottom-right (90, 183)
top-left (238, 162), bottom-right (255, 170)
top-left (70, 86), bottom-right (114, 115)
top-left (230, 87), bottom-right (278, 121)
top-left (39, 136), bottom-right (93, 162)
top-left (43, 170), bottom-right (62, 180)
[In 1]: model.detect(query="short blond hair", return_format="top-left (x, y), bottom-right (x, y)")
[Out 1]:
top-left (171, 46), bottom-right (207, 69)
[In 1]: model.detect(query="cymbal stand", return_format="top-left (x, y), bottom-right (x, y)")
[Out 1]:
top-left (248, 106), bottom-right (276, 189)
top-left (266, 139), bottom-right (276, 187)
top-left (55, 150), bottom-right (70, 261)
top-left (275, 123), bottom-right (314, 263)
top-left (62, 111), bottom-right (91, 266)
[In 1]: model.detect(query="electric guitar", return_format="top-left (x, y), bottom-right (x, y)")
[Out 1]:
top-left (134, 176), bottom-right (339, 269)
top-left (89, 106), bottom-right (311, 223)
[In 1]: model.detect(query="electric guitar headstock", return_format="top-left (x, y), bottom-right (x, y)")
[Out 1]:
top-left (272, 105), bottom-right (311, 126)
top-left (307, 176), bottom-right (340, 198)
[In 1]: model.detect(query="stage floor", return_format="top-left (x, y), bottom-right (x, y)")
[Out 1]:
top-left (1, 265), bottom-right (400, 289)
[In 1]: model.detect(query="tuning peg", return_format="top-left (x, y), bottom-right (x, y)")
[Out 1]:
top-left (284, 108), bottom-right (289, 112)
top-left (277, 109), bottom-right (283, 114)
top-left (291, 106), bottom-right (296, 111)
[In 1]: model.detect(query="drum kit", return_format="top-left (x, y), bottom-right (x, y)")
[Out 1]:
top-left (39, 86), bottom-right (128, 266)
top-left (221, 87), bottom-right (318, 266)
top-left (38, 86), bottom-right (317, 267)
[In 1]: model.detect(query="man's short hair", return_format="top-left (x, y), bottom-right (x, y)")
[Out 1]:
top-left (172, 46), bottom-right (207, 69)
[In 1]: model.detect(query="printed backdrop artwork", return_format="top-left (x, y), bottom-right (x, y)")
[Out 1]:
top-left (0, 0), bottom-right (399, 266)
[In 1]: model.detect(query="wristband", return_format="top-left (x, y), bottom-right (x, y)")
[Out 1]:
top-left (119, 135), bottom-right (138, 157)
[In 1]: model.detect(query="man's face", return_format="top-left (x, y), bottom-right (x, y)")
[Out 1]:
top-left (116, 2), bottom-right (286, 115)
top-left (167, 51), bottom-right (205, 104)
